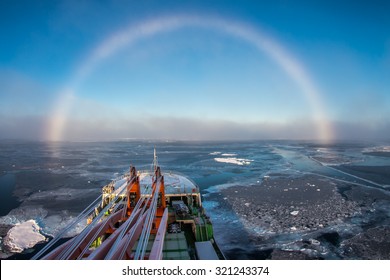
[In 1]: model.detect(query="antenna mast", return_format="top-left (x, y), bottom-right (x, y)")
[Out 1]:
top-left (153, 147), bottom-right (158, 171)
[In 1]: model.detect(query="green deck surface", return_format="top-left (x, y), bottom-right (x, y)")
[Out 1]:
top-left (131, 232), bottom-right (191, 260)
top-left (163, 233), bottom-right (191, 260)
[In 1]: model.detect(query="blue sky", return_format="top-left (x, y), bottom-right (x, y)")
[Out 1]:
top-left (0, 0), bottom-right (389, 141)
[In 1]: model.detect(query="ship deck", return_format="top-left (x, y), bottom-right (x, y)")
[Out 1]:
top-left (139, 171), bottom-right (200, 196)
top-left (32, 164), bottom-right (223, 260)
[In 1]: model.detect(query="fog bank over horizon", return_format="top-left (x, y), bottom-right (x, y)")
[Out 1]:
top-left (1, 115), bottom-right (389, 142)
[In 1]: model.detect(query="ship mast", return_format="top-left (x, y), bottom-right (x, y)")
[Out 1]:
top-left (153, 147), bottom-right (158, 171)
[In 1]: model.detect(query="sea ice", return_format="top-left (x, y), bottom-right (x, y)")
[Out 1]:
top-left (310, 239), bottom-right (320, 246)
top-left (3, 220), bottom-right (46, 253)
top-left (0, 205), bottom-right (86, 240)
top-left (214, 157), bottom-right (253, 165)
top-left (0, 206), bottom-right (48, 225)
top-left (363, 146), bottom-right (390, 153)
top-left (40, 214), bottom-right (86, 238)
top-left (26, 188), bottom-right (99, 202)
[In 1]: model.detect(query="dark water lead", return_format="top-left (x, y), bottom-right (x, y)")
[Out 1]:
top-left (0, 173), bottom-right (21, 216)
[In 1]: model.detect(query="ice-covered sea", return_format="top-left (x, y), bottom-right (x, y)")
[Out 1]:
top-left (0, 140), bottom-right (389, 259)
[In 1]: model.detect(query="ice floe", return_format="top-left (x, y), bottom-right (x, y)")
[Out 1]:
top-left (3, 220), bottom-right (46, 253)
top-left (310, 238), bottom-right (320, 246)
top-left (290, 211), bottom-right (299, 216)
top-left (214, 157), bottom-right (253, 165)
top-left (363, 146), bottom-right (390, 153)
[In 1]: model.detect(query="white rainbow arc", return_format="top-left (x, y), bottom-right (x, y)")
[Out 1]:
top-left (48, 15), bottom-right (333, 142)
